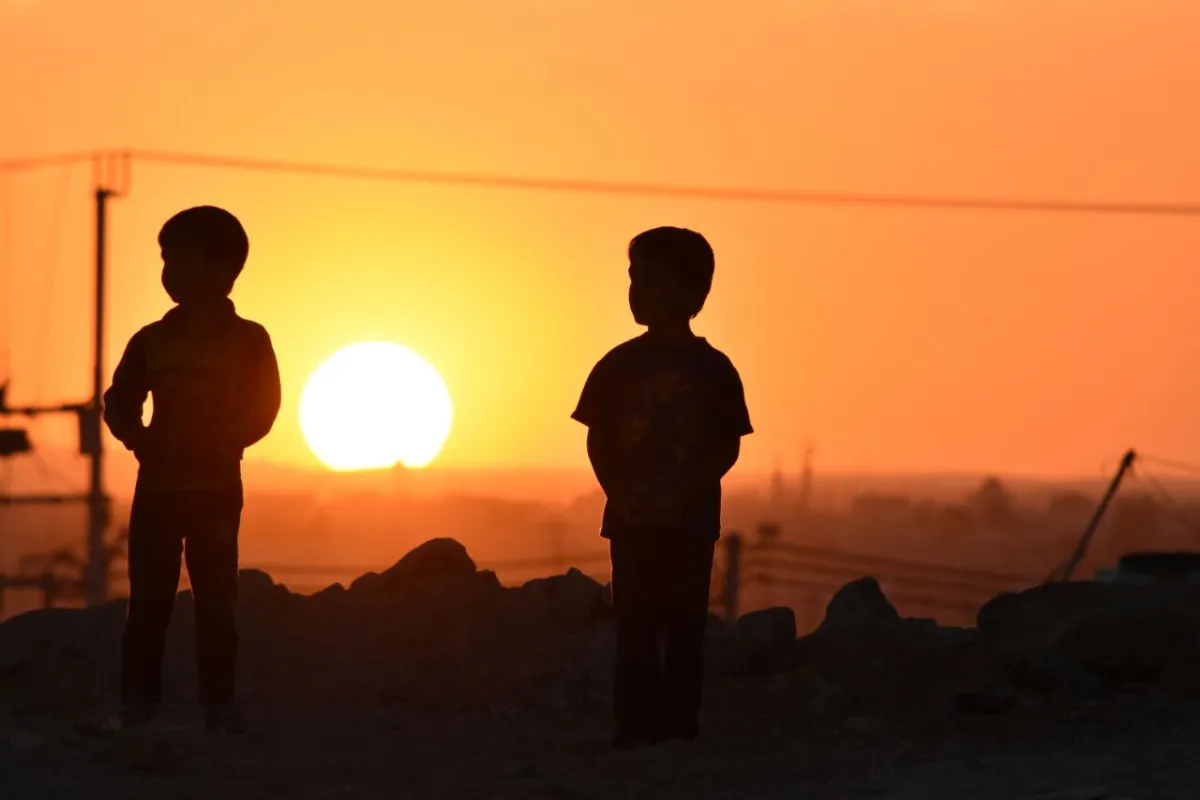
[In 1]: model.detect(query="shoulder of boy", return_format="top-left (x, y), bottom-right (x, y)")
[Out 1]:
top-left (700, 341), bottom-right (740, 374)
top-left (235, 318), bottom-right (273, 347)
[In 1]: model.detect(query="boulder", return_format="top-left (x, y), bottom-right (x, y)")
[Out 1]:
top-left (815, 577), bottom-right (900, 637)
top-left (977, 580), bottom-right (1200, 692)
top-left (704, 614), bottom-right (742, 677)
top-left (378, 538), bottom-right (477, 589)
top-left (517, 568), bottom-right (607, 630)
top-left (735, 607), bottom-right (797, 657)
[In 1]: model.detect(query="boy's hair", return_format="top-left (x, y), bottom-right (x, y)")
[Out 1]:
top-left (628, 227), bottom-right (715, 317)
top-left (158, 206), bottom-right (250, 281)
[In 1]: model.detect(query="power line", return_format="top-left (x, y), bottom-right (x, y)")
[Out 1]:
top-left (1136, 454), bottom-right (1200, 478)
top-left (7, 148), bottom-right (1200, 217)
top-left (0, 152), bottom-right (94, 173)
top-left (1133, 468), bottom-right (1200, 543)
top-left (128, 149), bottom-right (1200, 217)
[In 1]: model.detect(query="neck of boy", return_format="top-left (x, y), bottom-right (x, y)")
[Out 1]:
top-left (174, 297), bottom-right (233, 330)
top-left (644, 320), bottom-right (696, 347)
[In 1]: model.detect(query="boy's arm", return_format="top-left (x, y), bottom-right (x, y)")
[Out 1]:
top-left (657, 358), bottom-right (752, 507)
top-left (102, 331), bottom-right (151, 453)
top-left (235, 326), bottom-right (282, 449)
top-left (666, 437), bottom-right (742, 503)
top-left (586, 427), bottom-right (630, 498)
top-left (573, 354), bottom-right (632, 499)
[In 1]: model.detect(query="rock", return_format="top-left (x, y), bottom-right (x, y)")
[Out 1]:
top-left (348, 571), bottom-right (384, 594)
top-left (703, 615), bottom-right (743, 677)
top-left (977, 581), bottom-right (1137, 640)
top-left (816, 577), bottom-right (900, 637)
top-left (978, 580), bottom-right (1200, 691)
top-left (518, 569), bottom-right (606, 630)
top-left (1055, 604), bottom-right (1200, 684)
top-left (792, 668), bottom-right (843, 715)
top-left (736, 607), bottom-right (797, 650)
top-left (378, 538), bottom-right (477, 589)
top-left (239, 568), bottom-right (284, 595)
top-left (730, 607), bottom-right (797, 672)
top-left (476, 570), bottom-right (503, 591)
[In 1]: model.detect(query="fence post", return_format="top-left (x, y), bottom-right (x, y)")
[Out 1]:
top-left (722, 533), bottom-right (742, 624)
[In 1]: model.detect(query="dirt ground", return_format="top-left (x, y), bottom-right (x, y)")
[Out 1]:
top-left (3, 679), bottom-right (1198, 799)
top-left (3, 541), bottom-right (1199, 799)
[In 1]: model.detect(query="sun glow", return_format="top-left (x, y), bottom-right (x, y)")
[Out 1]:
top-left (299, 342), bottom-right (453, 471)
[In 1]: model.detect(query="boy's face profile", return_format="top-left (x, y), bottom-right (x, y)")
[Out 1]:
top-left (628, 258), bottom-right (692, 327)
top-left (161, 246), bottom-right (233, 306)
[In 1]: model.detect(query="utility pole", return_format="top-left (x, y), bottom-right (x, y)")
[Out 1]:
top-left (0, 152), bottom-right (129, 609)
top-left (1048, 449), bottom-right (1137, 583)
top-left (798, 443), bottom-right (814, 516)
top-left (86, 178), bottom-right (113, 605)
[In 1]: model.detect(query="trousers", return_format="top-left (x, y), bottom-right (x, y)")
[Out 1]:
top-left (121, 484), bottom-right (243, 709)
top-left (609, 531), bottom-right (716, 737)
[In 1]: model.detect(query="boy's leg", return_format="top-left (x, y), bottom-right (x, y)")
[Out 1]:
top-left (121, 489), bottom-right (185, 718)
top-left (609, 533), bottom-right (665, 744)
top-left (183, 485), bottom-right (243, 717)
top-left (661, 535), bottom-right (716, 740)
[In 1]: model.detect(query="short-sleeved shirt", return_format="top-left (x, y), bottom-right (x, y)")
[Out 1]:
top-left (571, 334), bottom-right (753, 541)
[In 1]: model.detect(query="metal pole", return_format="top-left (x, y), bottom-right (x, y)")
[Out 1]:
top-left (86, 188), bottom-right (111, 606)
top-left (722, 533), bottom-right (742, 624)
top-left (1053, 448), bottom-right (1137, 583)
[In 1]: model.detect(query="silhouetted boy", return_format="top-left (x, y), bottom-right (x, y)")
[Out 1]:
top-left (103, 206), bottom-right (281, 733)
top-left (572, 227), bottom-right (753, 750)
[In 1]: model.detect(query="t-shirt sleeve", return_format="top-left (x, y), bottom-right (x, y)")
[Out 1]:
top-left (571, 354), bottom-right (616, 429)
top-left (715, 357), bottom-right (753, 438)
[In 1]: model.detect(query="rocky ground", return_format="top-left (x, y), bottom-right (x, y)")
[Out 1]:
top-left (2, 538), bottom-right (1199, 799)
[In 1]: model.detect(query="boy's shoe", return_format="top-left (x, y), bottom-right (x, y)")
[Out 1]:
top-left (204, 704), bottom-right (248, 735)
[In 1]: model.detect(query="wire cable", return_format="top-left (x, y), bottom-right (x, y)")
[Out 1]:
top-left (125, 148), bottom-right (1200, 217)
top-left (29, 449), bottom-right (80, 494)
top-left (0, 152), bottom-right (95, 173)
top-left (1132, 467), bottom-right (1200, 543)
top-left (750, 573), bottom-right (981, 613)
top-left (753, 539), bottom-right (1031, 585)
top-left (11, 148), bottom-right (1200, 216)
top-left (1136, 454), bottom-right (1200, 478)
top-left (742, 556), bottom-right (1022, 597)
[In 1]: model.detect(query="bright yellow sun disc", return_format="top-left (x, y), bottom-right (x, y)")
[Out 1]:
top-left (299, 342), bottom-right (453, 471)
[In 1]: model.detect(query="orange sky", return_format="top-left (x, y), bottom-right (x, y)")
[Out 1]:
top-left (3, 0), bottom-right (1200, 486)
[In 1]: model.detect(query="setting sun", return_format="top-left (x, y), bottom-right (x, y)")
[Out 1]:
top-left (299, 342), bottom-right (453, 472)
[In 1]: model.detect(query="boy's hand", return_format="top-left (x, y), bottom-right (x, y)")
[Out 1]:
top-left (608, 492), bottom-right (645, 526)
top-left (130, 427), bottom-right (158, 463)
top-left (608, 487), bottom-right (688, 528)
top-left (639, 488), bottom-right (687, 527)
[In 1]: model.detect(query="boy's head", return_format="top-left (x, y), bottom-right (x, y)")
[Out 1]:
top-left (158, 206), bottom-right (249, 306)
top-left (627, 227), bottom-right (714, 327)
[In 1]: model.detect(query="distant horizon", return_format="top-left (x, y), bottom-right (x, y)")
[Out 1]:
top-left (2, 444), bottom-right (1186, 507)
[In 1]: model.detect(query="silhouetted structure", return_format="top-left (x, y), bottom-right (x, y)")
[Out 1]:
top-left (0, 158), bottom-right (129, 610)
